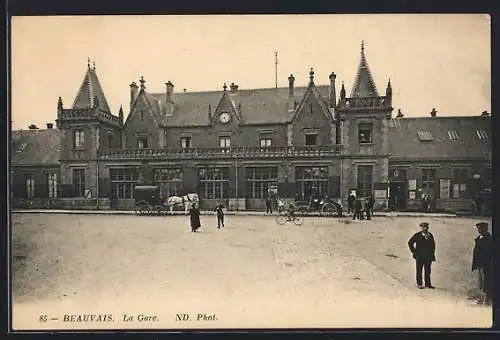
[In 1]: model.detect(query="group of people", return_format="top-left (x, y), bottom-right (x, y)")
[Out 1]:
top-left (408, 221), bottom-right (492, 305)
top-left (188, 201), bottom-right (226, 232)
top-left (347, 194), bottom-right (375, 220)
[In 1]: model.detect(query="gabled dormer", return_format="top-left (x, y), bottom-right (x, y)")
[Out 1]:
top-left (289, 68), bottom-right (336, 146)
top-left (123, 76), bottom-right (165, 149)
top-left (210, 82), bottom-right (242, 128)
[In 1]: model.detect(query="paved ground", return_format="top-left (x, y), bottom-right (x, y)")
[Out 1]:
top-left (11, 213), bottom-right (492, 329)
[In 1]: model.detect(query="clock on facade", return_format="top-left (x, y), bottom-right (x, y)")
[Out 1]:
top-left (219, 112), bottom-right (231, 124)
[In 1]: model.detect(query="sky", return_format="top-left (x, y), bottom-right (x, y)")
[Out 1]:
top-left (11, 14), bottom-right (491, 130)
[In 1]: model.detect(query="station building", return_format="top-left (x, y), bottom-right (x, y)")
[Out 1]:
top-left (10, 44), bottom-right (492, 213)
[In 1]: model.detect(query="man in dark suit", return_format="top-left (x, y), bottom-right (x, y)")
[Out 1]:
top-left (408, 222), bottom-right (436, 289)
top-left (215, 201), bottom-right (225, 229)
top-left (472, 222), bottom-right (492, 305)
top-left (352, 198), bottom-right (363, 220)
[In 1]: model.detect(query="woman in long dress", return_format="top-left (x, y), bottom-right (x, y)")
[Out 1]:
top-left (189, 203), bottom-right (201, 232)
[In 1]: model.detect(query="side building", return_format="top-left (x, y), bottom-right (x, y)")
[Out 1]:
top-left (10, 45), bottom-right (492, 214)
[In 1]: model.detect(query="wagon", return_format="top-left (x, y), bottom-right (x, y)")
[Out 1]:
top-left (134, 185), bottom-right (168, 215)
top-left (295, 197), bottom-right (343, 217)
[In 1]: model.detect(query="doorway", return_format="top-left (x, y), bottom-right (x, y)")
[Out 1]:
top-left (389, 181), bottom-right (407, 211)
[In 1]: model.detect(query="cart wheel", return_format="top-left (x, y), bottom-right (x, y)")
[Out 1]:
top-left (293, 217), bottom-right (303, 226)
top-left (276, 215), bottom-right (286, 225)
top-left (154, 205), bottom-right (165, 215)
top-left (321, 203), bottom-right (338, 217)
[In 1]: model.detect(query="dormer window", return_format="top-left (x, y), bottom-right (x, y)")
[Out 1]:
top-left (358, 123), bottom-right (373, 144)
top-left (137, 137), bottom-right (148, 149)
top-left (447, 130), bottom-right (459, 141)
top-left (305, 133), bottom-right (317, 146)
top-left (476, 130), bottom-right (488, 141)
top-left (181, 137), bottom-right (192, 148)
top-left (417, 130), bottom-right (433, 142)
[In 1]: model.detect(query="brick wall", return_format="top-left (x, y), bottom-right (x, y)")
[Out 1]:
top-left (123, 93), bottom-right (161, 149)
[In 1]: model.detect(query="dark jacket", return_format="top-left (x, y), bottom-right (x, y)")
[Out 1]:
top-left (472, 232), bottom-right (492, 272)
top-left (215, 204), bottom-right (224, 216)
top-left (348, 195), bottom-right (355, 206)
top-left (354, 199), bottom-right (363, 211)
top-left (189, 206), bottom-right (201, 230)
top-left (408, 231), bottom-right (436, 262)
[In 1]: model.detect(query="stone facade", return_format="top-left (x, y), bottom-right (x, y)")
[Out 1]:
top-left (10, 46), bottom-right (492, 214)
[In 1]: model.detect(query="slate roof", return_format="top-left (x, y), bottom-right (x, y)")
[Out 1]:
top-left (11, 129), bottom-right (61, 166)
top-left (150, 85), bottom-right (331, 127)
top-left (388, 116), bottom-right (491, 160)
top-left (72, 64), bottom-right (112, 113)
top-left (350, 42), bottom-right (379, 98)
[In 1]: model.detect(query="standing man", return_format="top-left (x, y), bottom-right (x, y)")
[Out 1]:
top-left (408, 222), bottom-right (436, 289)
top-left (215, 201), bottom-right (225, 229)
top-left (472, 222), bottom-right (492, 305)
top-left (363, 199), bottom-right (372, 220)
top-left (347, 193), bottom-right (355, 215)
top-left (266, 196), bottom-right (273, 214)
top-left (353, 197), bottom-right (363, 220)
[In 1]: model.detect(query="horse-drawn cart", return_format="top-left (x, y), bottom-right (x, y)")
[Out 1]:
top-left (134, 185), bottom-right (168, 215)
top-left (295, 197), bottom-right (343, 217)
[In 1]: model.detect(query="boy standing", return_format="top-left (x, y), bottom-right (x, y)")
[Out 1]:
top-left (215, 201), bottom-right (225, 228)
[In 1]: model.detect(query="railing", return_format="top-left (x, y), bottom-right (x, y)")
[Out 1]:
top-left (342, 96), bottom-right (388, 109)
top-left (99, 145), bottom-right (343, 160)
top-left (60, 109), bottom-right (120, 125)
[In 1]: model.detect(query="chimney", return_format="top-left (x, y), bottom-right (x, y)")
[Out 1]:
top-left (288, 74), bottom-right (295, 111)
top-left (46, 123), bottom-right (54, 129)
top-left (329, 72), bottom-right (336, 108)
top-left (230, 82), bottom-right (238, 93)
top-left (129, 82), bottom-right (139, 112)
top-left (166, 81), bottom-right (174, 103)
top-left (430, 108), bottom-right (437, 118)
top-left (28, 124), bottom-right (38, 130)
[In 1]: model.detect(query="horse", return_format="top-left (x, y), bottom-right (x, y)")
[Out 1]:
top-left (166, 193), bottom-right (199, 215)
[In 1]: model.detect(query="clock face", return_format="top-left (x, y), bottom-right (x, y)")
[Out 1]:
top-left (219, 112), bottom-right (231, 124)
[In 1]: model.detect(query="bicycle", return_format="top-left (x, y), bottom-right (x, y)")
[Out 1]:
top-left (276, 213), bottom-right (303, 226)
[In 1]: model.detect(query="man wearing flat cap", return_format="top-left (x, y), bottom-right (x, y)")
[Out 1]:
top-left (408, 222), bottom-right (436, 289)
top-left (472, 222), bottom-right (492, 305)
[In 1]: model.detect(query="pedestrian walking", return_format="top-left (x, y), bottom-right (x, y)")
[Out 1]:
top-left (471, 222), bottom-right (492, 305)
top-left (408, 222), bottom-right (436, 289)
top-left (215, 201), bottom-right (225, 229)
top-left (352, 198), bottom-right (363, 220)
top-left (266, 196), bottom-right (273, 214)
top-left (421, 194), bottom-right (428, 213)
top-left (363, 199), bottom-right (371, 220)
top-left (368, 196), bottom-right (375, 215)
top-left (189, 202), bottom-right (201, 233)
top-left (347, 194), bottom-right (355, 215)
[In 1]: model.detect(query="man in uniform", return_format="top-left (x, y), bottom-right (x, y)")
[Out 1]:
top-left (472, 222), bottom-right (492, 305)
top-left (408, 222), bottom-right (436, 289)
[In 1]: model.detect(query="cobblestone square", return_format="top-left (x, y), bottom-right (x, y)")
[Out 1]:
top-left (12, 213), bottom-right (491, 329)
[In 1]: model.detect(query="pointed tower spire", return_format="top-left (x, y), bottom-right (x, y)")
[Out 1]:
top-left (385, 78), bottom-right (392, 107)
top-left (350, 41), bottom-right (379, 97)
top-left (72, 59), bottom-right (112, 113)
top-left (340, 81), bottom-right (346, 101)
top-left (139, 76), bottom-right (146, 90)
top-left (57, 96), bottom-right (63, 110)
top-left (118, 105), bottom-right (124, 126)
top-left (223, 82), bottom-right (227, 92)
